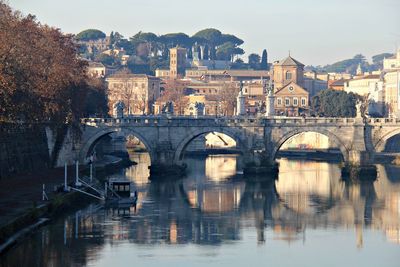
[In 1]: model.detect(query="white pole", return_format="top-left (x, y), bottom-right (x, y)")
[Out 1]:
top-left (104, 182), bottom-right (107, 199)
top-left (90, 162), bottom-right (93, 183)
top-left (75, 161), bottom-right (81, 187)
top-left (64, 162), bottom-right (68, 191)
top-left (42, 184), bottom-right (45, 201)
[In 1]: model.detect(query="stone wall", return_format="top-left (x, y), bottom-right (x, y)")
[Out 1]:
top-left (0, 123), bottom-right (51, 179)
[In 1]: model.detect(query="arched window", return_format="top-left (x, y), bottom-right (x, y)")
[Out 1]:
top-left (285, 71), bottom-right (292, 80)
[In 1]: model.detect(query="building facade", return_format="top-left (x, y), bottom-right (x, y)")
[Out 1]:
top-left (273, 56), bottom-right (305, 89)
top-left (106, 72), bottom-right (161, 115)
top-left (344, 74), bottom-right (380, 96)
top-left (274, 82), bottom-right (309, 116)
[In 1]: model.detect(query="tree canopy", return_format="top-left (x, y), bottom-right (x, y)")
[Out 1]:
top-left (78, 27), bottom-right (245, 74)
top-left (311, 89), bottom-right (359, 117)
top-left (260, 49), bottom-right (268, 70)
top-left (248, 53), bottom-right (261, 69)
top-left (0, 1), bottom-right (107, 123)
top-left (76, 29), bottom-right (106, 41)
top-left (193, 28), bottom-right (222, 45)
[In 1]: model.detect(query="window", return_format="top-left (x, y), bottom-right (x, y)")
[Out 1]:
top-left (285, 71), bottom-right (292, 80)
top-left (301, 97), bottom-right (307, 106)
top-left (285, 97), bottom-right (290, 106)
top-left (293, 97), bottom-right (298, 106)
top-left (277, 98), bottom-right (282, 106)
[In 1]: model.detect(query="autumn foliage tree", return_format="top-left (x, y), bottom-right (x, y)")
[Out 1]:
top-left (0, 1), bottom-right (104, 123)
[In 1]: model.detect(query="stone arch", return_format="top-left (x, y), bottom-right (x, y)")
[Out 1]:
top-left (374, 128), bottom-right (400, 152)
top-left (173, 127), bottom-right (246, 164)
top-left (271, 128), bottom-right (349, 161)
top-left (79, 127), bottom-right (155, 164)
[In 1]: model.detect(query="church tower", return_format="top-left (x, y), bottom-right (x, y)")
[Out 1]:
top-left (169, 47), bottom-right (187, 79)
top-left (272, 54), bottom-right (305, 90)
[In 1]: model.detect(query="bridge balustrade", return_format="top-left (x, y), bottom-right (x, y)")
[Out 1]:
top-left (81, 116), bottom-right (400, 127)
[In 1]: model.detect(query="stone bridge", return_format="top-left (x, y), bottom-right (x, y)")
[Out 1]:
top-left (58, 116), bottom-right (400, 174)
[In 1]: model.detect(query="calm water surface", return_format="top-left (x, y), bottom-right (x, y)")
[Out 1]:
top-left (1, 154), bottom-right (400, 267)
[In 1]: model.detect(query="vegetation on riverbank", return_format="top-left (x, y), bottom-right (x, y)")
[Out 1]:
top-left (0, 1), bottom-right (108, 124)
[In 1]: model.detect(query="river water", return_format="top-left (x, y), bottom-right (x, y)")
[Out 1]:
top-left (1, 153), bottom-right (399, 267)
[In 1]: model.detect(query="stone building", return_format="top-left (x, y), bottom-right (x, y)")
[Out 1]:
top-left (106, 71), bottom-right (161, 115)
top-left (274, 82), bottom-right (309, 116)
top-left (169, 47), bottom-right (187, 79)
top-left (273, 55), bottom-right (305, 89)
top-left (272, 55), bottom-right (309, 115)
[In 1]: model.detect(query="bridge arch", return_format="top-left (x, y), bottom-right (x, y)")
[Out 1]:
top-left (173, 127), bottom-right (246, 164)
top-left (79, 127), bottom-right (155, 164)
top-left (271, 128), bottom-right (349, 161)
top-left (374, 128), bottom-right (400, 152)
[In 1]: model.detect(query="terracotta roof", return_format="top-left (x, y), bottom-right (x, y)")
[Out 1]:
top-left (275, 56), bottom-right (304, 67)
top-left (107, 72), bottom-right (158, 79)
top-left (330, 79), bottom-right (346, 86)
top-left (352, 74), bottom-right (380, 80)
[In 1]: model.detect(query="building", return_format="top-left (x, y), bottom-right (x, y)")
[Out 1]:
top-left (383, 70), bottom-right (400, 117)
top-left (383, 48), bottom-right (400, 70)
top-left (328, 79), bottom-right (347, 91)
top-left (77, 36), bottom-right (111, 57)
top-left (185, 69), bottom-right (270, 82)
top-left (87, 62), bottom-right (106, 78)
top-left (274, 82), bottom-right (309, 116)
top-left (273, 55), bottom-right (305, 89)
top-left (106, 71), bottom-right (161, 115)
top-left (344, 74), bottom-right (380, 96)
top-left (303, 71), bottom-right (328, 97)
top-left (169, 47), bottom-right (187, 79)
top-left (272, 55), bottom-right (309, 116)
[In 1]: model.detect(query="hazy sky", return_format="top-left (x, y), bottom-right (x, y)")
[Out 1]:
top-left (9, 0), bottom-right (400, 65)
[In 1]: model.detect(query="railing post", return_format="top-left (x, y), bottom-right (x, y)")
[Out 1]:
top-left (64, 162), bottom-right (68, 192)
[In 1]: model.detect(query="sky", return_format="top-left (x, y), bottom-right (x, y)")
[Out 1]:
top-left (8, 0), bottom-right (400, 66)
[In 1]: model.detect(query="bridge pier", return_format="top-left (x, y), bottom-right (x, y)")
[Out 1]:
top-left (342, 150), bottom-right (377, 179)
top-left (149, 147), bottom-right (186, 178)
top-left (242, 150), bottom-right (279, 178)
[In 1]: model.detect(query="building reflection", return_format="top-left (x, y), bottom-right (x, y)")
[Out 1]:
top-left (2, 157), bottom-right (400, 267)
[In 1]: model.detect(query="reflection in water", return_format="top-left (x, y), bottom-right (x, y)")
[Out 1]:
top-left (1, 156), bottom-right (400, 267)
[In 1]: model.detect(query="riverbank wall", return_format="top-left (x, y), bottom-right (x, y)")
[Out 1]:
top-left (0, 190), bottom-right (92, 254)
top-left (0, 123), bottom-right (51, 180)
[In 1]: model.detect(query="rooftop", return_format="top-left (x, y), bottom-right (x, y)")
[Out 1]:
top-left (275, 56), bottom-right (305, 67)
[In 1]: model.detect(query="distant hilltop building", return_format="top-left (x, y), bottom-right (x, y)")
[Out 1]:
top-left (383, 48), bottom-right (400, 70)
top-left (169, 47), bottom-right (187, 79)
top-left (76, 36), bottom-right (110, 57)
top-left (156, 47), bottom-right (269, 82)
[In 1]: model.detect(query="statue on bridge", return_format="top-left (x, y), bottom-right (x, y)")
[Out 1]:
top-left (194, 102), bottom-right (205, 117)
top-left (265, 79), bottom-right (275, 117)
top-left (113, 101), bottom-right (125, 118)
top-left (161, 101), bottom-right (174, 115)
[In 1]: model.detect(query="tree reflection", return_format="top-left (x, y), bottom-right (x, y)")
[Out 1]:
top-left (2, 158), bottom-right (400, 267)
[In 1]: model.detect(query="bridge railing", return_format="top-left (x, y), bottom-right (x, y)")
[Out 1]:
top-left (81, 116), bottom-right (400, 126)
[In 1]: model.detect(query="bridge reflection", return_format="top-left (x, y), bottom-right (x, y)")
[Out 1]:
top-left (2, 156), bottom-right (400, 267)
